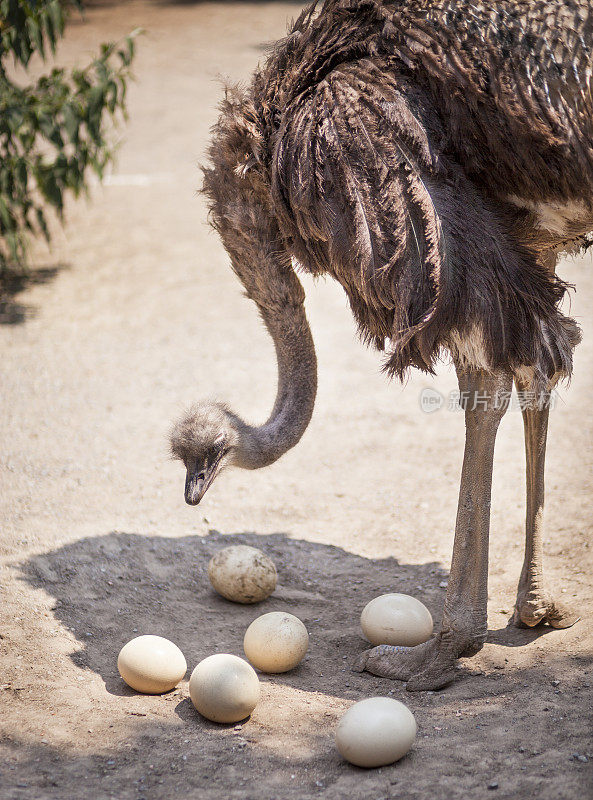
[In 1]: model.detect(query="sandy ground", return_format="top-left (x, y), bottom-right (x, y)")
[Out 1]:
top-left (1, 3), bottom-right (592, 799)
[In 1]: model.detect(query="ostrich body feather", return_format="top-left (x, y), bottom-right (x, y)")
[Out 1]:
top-left (203, 1), bottom-right (589, 386)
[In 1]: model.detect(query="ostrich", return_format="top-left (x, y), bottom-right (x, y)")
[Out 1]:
top-left (170, 0), bottom-right (591, 690)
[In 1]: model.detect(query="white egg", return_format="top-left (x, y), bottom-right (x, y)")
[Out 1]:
top-left (208, 545), bottom-right (277, 604)
top-left (335, 697), bottom-right (417, 768)
top-left (189, 654), bottom-right (260, 723)
top-left (361, 593), bottom-right (433, 647)
top-left (117, 635), bottom-right (187, 694)
top-left (243, 611), bottom-right (309, 673)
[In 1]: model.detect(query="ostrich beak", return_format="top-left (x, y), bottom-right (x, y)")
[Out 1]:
top-left (184, 470), bottom-right (207, 505)
top-left (184, 457), bottom-right (222, 506)
top-left (184, 469), bottom-right (213, 505)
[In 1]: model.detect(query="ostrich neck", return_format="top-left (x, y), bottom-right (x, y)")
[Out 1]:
top-left (231, 301), bottom-right (317, 470)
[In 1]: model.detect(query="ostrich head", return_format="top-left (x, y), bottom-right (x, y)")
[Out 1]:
top-left (169, 402), bottom-right (239, 505)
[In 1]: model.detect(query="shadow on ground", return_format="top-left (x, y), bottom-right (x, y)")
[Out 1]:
top-left (17, 529), bottom-right (572, 697)
top-left (0, 264), bottom-right (65, 325)
top-left (5, 531), bottom-right (591, 800)
top-left (18, 529), bottom-right (452, 697)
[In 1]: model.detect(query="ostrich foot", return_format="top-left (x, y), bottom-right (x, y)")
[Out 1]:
top-left (353, 632), bottom-right (466, 691)
top-left (511, 592), bottom-right (581, 629)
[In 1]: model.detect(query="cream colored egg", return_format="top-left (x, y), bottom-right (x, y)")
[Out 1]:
top-left (208, 545), bottom-right (277, 604)
top-left (117, 635), bottom-right (187, 694)
top-left (361, 593), bottom-right (433, 647)
top-left (243, 611), bottom-right (309, 673)
top-left (189, 654), bottom-right (260, 723)
top-left (335, 697), bottom-right (417, 768)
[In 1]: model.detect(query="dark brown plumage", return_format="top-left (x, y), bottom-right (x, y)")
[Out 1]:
top-left (203, 0), bottom-right (590, 391)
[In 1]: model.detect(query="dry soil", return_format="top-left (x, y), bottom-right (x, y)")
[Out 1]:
top-left (1, 3), bottom-right (592, 799)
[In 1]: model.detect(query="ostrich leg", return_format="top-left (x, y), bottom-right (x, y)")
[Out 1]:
top-left (355, 367), bottom-right (512, 690)
top-left (511, 376), bottom-right (580, 629)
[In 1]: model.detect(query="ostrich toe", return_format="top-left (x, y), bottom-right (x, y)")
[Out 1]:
top-left (511, 594), bottom-right (581, 629)
top-left (353, 637), bottom-right (456, 689)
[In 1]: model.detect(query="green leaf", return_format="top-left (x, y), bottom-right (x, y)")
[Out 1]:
top-left (86, 85), bottom-right (104, 143)
top-left (25, 17), bottom-right (45, 59)
top-left (44, 174), bottom-right (63, 211)
top-left (48, 1), bottom-right (66, 41)
top-left (105, 80), bottom-right (117, 113)
top-left (62, 103), bottom-right (79, 143)
top-left (17, 159), bottom-right (27, 192)
top-left (0, 197), bottom-right (12, 230)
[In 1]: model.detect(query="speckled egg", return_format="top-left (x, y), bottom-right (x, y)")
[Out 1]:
top-left (208, 545), bottom-right (277, 604)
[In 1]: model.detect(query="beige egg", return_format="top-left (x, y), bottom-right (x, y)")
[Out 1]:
top-left (335, 697), bottom-right (417, 768)
top-left (208, 545), bottom-right (277, 604)
top-left (189, 654), bottom-right (260, 723)
top-left (361, 593), bottom-right (433, 647)
top-left (117, 635), bottom-right (187, 694)
top-left (243, 611), bottom-right (309, 673)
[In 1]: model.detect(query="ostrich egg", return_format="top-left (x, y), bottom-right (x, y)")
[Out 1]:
top-left (117, 635), bottom-right (187, 694)
top-left (243, 611), bottom-right (309, 673)
top-left (335, 697), bottom-right (417, 768)
top-left (208, 545), bottom-right (277, 603)
top-left (189, 654), bottom-right (260, 723)
top-left (361, 593), bottom-right (433, 647)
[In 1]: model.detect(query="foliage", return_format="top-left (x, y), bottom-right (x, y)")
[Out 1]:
top-left (0, 1), bottom-right (138, 273)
